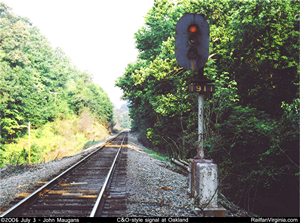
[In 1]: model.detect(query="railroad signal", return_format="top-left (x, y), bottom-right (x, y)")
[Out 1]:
top-left (175, 13), bottom-right (209, 70)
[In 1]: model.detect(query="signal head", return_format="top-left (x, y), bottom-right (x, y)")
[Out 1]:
top-left (175, 13), bottom-right (210, 70)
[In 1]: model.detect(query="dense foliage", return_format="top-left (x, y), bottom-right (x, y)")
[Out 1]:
top-left (0, 3), bottom-right (114, 163)
top-left (116, 0), bottom-right (299, 217)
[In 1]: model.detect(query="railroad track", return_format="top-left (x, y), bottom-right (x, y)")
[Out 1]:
top-left (0, 131), bottom-right (128, 217)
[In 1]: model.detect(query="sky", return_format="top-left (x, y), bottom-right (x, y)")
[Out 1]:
top-left (2, 0), bottom-right (154, 108)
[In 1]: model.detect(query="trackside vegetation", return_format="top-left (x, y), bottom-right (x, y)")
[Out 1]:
top-left (0, 3), bottom-right (114, 166)
top-left (116, 0), bottom-right (299, 217)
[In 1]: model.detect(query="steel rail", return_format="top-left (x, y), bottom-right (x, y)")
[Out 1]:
top-left (89, 132), bottom-right (126, 217)
top-left (0, 132), bottom-right (124, 217)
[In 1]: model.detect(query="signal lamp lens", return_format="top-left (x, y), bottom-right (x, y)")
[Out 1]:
top-left (189, 26), bottom-right (197, 33)
top-left (188, 34), bottom-right (198, 46)
top-left (187, 48), bottom-right (198, 59)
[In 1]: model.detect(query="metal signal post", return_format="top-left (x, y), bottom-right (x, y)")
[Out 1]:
top-left (197, 93), bottom-right (205, 159)
top-left (20, 122), bottom-right (31, 164)
top-left (175, 13), bottom-right (226, 216)
top-left (192, 68), bottom-right (215, 159)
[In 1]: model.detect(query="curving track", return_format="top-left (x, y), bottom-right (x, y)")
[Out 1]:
top-left (0, 131), bottom-right (128, 217)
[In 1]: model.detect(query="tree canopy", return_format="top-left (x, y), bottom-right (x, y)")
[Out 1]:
top-left (0, 2), bottom-right (114, 148)
top-left (116, 0), bottom-right (299, 217)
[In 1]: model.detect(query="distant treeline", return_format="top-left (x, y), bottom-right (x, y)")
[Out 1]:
top-left (116, 0), bottom-right (299, 217)
top-left (114, 104), bottom-right (131, 130)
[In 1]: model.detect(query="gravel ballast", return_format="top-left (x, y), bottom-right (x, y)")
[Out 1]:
top-left (1, 132), bottom-right (252, 217)
top-left (125, 144), bottom-right (197, 217)
top-left (0, 133), bottom-right (197, 217)
top-left (0, 155), bottom-right (81, 209)
top-left (0, 136), bottom-right (115, 211)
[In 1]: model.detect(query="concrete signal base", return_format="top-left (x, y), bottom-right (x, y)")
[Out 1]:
top-left (189, 159), bottom-right (227, 217)
top-left (201, 206), bottom-right (227, 217)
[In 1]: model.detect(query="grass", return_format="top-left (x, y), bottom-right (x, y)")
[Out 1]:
top-left (142, 148), bottom-right (179, 168)
top-left (82, 140), bottom-right (103, 150)
top-left (143, 148), bottom-right (168, 162)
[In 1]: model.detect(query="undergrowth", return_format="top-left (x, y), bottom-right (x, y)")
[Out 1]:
top-left (0, 110), bottom-right (110, 167)
top-left (142, 148), bottom-right (180, 169)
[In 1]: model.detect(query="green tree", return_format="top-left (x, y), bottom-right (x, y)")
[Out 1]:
top-left (67, 79), bottom-right (114, 129)
top-left (0, 3), bottom-right (30, 67)
top-left (116, 0), bottom-right (299, 216)
top-left (114, 104), bottom-right (131, 129)
top-left (1, 2), bottom-right (114, 149)
top-left (227, 1), bottom-right (299, 117)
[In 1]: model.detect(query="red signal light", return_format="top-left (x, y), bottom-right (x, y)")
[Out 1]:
top-left (189, 26), bottom-right (197, 33)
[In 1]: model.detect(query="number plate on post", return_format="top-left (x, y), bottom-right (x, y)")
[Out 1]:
top-left (189, 84), bottom-right (215, 93)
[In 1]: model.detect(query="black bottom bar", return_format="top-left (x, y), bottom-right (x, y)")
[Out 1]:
top-left (1, 217), bottom-right (282, 223)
